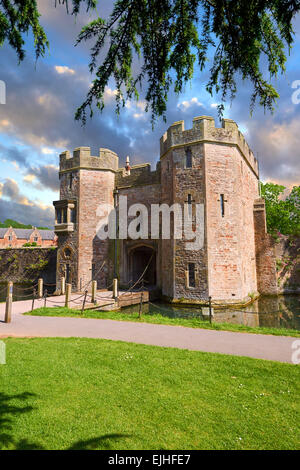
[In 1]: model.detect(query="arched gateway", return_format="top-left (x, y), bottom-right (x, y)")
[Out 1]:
top-left (128, 245), bottom-right (156, 287)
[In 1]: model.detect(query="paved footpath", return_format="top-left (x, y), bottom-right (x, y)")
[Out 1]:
top-left (0, 296), bottom-right (298, 364)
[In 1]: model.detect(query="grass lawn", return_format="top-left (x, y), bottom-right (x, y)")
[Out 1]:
top-left (25, 307), bottom-right (300, 338)
top-left (0, 337), bottom-right (299, 450)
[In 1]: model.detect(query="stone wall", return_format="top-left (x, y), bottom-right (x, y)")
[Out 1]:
top-left (55, 165), bottom-right (80, 290)
top-left (275, 236), bottom-right (300, 294)
top-left (116, 163), bottom-right (160, 188)
top-left (205, 144), bottom-right (259, 302)
top-left (172, 143), bottom-right (208, 300)
top-left (0, 248), bottom-right (57, 284)
top-left (254, 199), bottom-right (278, 295)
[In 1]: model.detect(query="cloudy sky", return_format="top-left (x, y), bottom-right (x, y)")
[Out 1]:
top-left (0, 1), bottom-right (300, 228)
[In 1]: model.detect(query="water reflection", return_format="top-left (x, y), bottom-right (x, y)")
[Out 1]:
top-left (122, 295), bottom-right (300, 331)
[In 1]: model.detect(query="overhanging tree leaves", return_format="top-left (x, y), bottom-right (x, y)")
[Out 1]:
top-left (1, 1), bottom-right (300, 124)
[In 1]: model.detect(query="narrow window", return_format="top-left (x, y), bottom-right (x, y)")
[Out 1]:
top-left (220, 194), bottom-right (225, 218)
top-left (34, 237), bottom-right (38, 242)
top-left (57, 208), bottom-right (62, 224)
top-left (188, 263), bottom-right (196, 288)
top-left (62, 207), bottom-right (67, 224)
top-left (167, 161), bottom-right (170, 171)
top-left (70, 208), bottom-right (76, 224)
top-left (69, 173), bottom-right (73, 190)
top-left (187, 194), bottom-right (193, 218)
top-left (186, 148), bottom-right (192, 168)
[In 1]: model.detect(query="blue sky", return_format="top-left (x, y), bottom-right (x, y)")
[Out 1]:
top-left (0, 1), bottom-right (299, 228)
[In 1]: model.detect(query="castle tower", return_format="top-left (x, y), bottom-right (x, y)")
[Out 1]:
top-left (54, 147), bottom-right (118, 291)
top-left (160, 116), bottom-right (260, 303)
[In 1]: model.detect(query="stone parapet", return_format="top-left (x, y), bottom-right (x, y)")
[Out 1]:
top-left (59, 147), bottom-right (119, 173)
top-left (160, 116), bottom-right (258, 176)
top-left (116, 163), bottom-right (161, 188)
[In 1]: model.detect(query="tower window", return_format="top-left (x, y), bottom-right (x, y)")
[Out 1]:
top-left (70, 208), bottom-right (76, 224)
top-left (186, 148), bottom-right (192, 168)
top-left (188, 263), bottom-right (196, 288)
top-left (62, 207), bottom-right (67, 224)
top-left (56, 208), bottom-right (62, 224)
top-left (187, 194), bottom-right (193, 218)
top-left (69, 173), bottom-right (73, 190)
top-left (220, 194), bottom-right (225, 218)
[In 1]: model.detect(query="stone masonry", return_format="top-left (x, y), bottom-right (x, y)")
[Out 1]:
top-left (53, 116), bottom-right (277, 305)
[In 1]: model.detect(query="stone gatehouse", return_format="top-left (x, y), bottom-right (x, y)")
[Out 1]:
top-left (53, 116), bottom-right (277, 305)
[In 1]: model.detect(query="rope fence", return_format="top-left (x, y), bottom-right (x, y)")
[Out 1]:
top-left (2, 250), bottom-right (299, 326)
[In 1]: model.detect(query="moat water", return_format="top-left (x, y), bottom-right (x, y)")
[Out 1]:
top-left (122, 295), bottom-right (300, 331)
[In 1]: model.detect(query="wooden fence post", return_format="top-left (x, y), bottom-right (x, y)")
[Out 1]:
top-left (31, 288), bottom-right (36, 312)
top-left (81, 290), bottom-right (88, 314)
top-left (44, 289), bottom-right (48, 308)
top-left (139, 292), bottom-right (143, 319)
top-left (91, 280), bottom-right (97, 304)
top-left (5, 281), bottom-right (13, 323)
top-left (209, 296), bottom-right (212, 324)
top-left (61, 276), bottom-right (65, 295)
top-left (113, 278), bottom-right (118, 299)
top-left (38, 278), bottom-right (43, 299)
top-left (65, 283), bottom-right (71, 308)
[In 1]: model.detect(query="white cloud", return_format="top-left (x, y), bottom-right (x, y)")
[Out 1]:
top-left (177, 97), bottom-right (203, 111)
top-left (104, 87), bottom-right (118, 101)
top-left (23, 174), bottom-right (36, 183)
top-left (54, 65), bottom-right (75, 75)
top-left (11, 161), bottom-right (20, 171)
top-left (133, 113), bottom-right (144, 119)
top-left (41, 147), bottom-right (56, 155)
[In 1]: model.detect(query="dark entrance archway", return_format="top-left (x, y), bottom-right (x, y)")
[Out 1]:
top-left (129, 246), bottom-right (156, 287)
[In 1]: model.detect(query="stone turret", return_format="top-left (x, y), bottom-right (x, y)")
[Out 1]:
top-left (160, 116), bottom-right (259, 177)
top-left (59, 146), bottom-right (119, 174)
top-left (55, 146), bottom-right (119, 292)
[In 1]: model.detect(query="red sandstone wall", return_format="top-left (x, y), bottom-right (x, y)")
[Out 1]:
top-left (205, 144), bottom-right (259, 301)
top-left (171, 143), bottom-right (208, 300)
top-left (78, 169), bottom-right (115, 289)
top-left (56, 169), bottom-right (80, 289)
top-left (253, 199), bottom-right (278, 295)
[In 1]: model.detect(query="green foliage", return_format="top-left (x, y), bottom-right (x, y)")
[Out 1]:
top-left (0, 219), bottom-right (49, 230)
top-left (23, 242), bottom-right (39, 247)
top-left (0, 219), bottom-right (31, 229)
top-left (0, 0), bottom-right (95, 62)
top-left (75, 0), bottom-right (300, 124)
top-left (25, 259), bottom-right (48, 271)
top-left (1, 1), bottom-right (300, 123)
top-left (261, 183), bottom-right (300, 236)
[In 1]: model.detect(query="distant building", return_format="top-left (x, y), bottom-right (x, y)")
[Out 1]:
top-left (0, 227), bottom-right (57, 248)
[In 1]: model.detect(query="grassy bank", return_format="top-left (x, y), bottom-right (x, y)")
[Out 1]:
top-left (0, 337), bottom-right (299, 450)
top-left (25, 307), bottom-right (300, 337)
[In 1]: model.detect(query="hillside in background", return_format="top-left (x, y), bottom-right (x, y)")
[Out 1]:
top-left (0, 219), bottom-right (50, 230)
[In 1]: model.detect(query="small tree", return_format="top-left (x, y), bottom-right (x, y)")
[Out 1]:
top-left (261, 183), bottom-right (300, 237)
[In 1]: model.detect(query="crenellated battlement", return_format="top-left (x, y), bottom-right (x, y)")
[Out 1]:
top-left (59, 146), bottom-right (119, 173)
top-left (160, 116), bottom-right (259, 176)
top-left (116, 162), bottom-right (161, 188)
